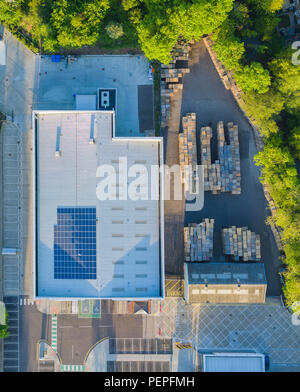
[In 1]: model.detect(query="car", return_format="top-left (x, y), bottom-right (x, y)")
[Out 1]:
top-left (264, 353), bottom-right (270, 371)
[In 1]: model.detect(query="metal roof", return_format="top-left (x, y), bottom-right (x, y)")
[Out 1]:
top-left (34, 111), bottom-right (164, 299)
top-left (203, 353), bottom-right (265, 372)
top-left (186, 262), bottom-right (267, 285)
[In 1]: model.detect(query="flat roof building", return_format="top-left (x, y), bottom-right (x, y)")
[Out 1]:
top-left (203, 353), bottom-right (266, 372)
top-left (33, 110), bottom-right (164, 299)
top-left (184, 262), bottom-right (267, 304)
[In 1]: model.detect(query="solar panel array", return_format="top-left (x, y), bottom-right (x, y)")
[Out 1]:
top-left (54, 207), bottom-right (97, 279)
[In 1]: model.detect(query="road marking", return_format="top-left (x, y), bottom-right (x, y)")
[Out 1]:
top-left (20, 298), bottom-right (35, 306)
top-left (60, 364), bottom-right (86, 372)
top-left (79, 325), bottom-right (112, 328)
top-left (51, 315), bottom-right (58, 352)
top-left (59, 326), bottom-right (73, 329)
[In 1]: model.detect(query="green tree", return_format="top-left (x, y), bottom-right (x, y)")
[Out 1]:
top-left (130, 0), bottom-right (234, 63)
top-left (51, 0), bottom-right (110, 48)
top-left (212, 19), bottom-right (245, 71)
top-left (0, 311), bottom-right (9, 339)
top-left (245, 0), bottom-right (284, 13)
top-left (105, 22), bottom-right (124, 39)
top-left (289, 127), bottom-right (300, 159)
top-left (269, 55), bottom-right (300, 110)
top-left (235, 62), bottom-right (271, 94)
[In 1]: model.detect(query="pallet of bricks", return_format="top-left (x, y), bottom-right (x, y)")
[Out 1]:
top-left (228, 122), bottom-right (241, 194)
top-left (200, 126), bottom-right (221, 194)
top-left (222, 226), bottom-right (261, 261)
top-left (184, 219), bottom-right (214, 261)
top-left (217, 122), bottom-right (241, 195)
top-left (171, 38), bottom-right (192, 61)
top-left (178, 113), bottom-right (198, 193)
top-left (161, 39), bottom-right (191, 126)
top-left (199, 120), bottom-right (241, 194)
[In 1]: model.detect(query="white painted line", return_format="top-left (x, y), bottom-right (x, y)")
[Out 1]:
top-left (79, 325), bottom-right (112, 328)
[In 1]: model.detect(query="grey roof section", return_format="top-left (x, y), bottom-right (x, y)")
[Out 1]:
top-left (203, 353), bottom-right (265, 372)
top-left (186, 262), bottom-right (267, 285)
top-left (34, 111), bottom-right (164, 299)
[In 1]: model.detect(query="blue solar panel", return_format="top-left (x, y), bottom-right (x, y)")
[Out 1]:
top-left (54, 207), bottom-right (97, 279)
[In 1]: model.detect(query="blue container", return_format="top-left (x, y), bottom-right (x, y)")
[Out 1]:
top-left (51, 54), bottom-right (61, 62)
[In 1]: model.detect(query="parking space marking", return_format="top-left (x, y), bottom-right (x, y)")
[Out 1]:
top-left (3, 296), bottom-right (19, 372)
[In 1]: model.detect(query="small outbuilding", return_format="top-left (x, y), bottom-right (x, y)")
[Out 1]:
top-left (202, 353), bottom-right (266, 372)
top-left (184, 262), bottom-right (267, 304)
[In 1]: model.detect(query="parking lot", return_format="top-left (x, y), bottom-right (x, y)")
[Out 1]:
top-left (109, 338), bottom-right (173, 354)
top-left (107, 360), bottom-right (170, 372)
top-left (3, 296), bottom-right (19, 372)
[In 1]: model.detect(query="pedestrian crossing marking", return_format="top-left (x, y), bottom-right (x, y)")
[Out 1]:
top-left (20, 298), bottom-right (35, 306)
top-left (60, 364), bottom-right (86, 372)
top-left (51, 314), bottom-right (58, 351)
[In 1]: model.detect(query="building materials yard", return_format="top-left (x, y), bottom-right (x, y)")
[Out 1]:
top-left (164, 40), bottom-right (280, 296)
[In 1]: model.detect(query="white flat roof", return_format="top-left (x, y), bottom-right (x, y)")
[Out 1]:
top-left (203, 353), bottom-right (265, 372)
top-left (33, 111), bottom-right (164, 299)
top-left (75, 94), bottom-right (97, 110)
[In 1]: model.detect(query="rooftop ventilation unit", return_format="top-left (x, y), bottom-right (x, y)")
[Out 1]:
top-left (101, 91), bottom-right (110, 109)
top-left (55, 126), bottom-right (61, 157)
top-left (89, 116), bottom-right (95, 144)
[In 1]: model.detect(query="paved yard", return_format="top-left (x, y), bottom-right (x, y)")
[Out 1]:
top-left (155, 299), bottom-right (300, 366)
top-left (180, 41), bottom-right (281, 296)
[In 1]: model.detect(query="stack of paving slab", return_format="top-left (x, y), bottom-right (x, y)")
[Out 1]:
top-left (217, 121), bottom-right (241, 194)
top-left (161, 39), bottom-right (192, 127)
top-left (222, 226), bottom-right (261, 261)
top-left (200, 126), bottom-right (222, 194)
top-left (199, 120), bottom-right (241, 195)
top-left (184, 219), bottom-right (214, 261)
top-left (171, 38), bottom-right (192, 61)
top-left (178, 113), bottom-right (198, 193)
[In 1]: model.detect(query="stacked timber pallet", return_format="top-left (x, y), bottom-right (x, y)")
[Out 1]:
top-left (227, 122), bottom-right (241, 194)
top-left (200, 126), bottom-right (222, 193)
top-left (199, 121), bottom-right (241, 195)
top-left (217, 121), bottom-right (241, 194)
top-left (171, 38), bottom-right (192, 61)
top-left (161, 39), bottom-right (192, 127)
top-left (178, 113), bottom-right (198, 193)
top-left (184, 219), bottom-right (214, 261)
top-left (222, 226), bottom-right (261, 261)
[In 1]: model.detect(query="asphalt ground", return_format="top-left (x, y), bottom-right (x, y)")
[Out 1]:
top-left (19, 296), bottom-right (51, 372)
top-left (179, 41), bottom-right (281, 296)
top-left (138, 84), bottom-right (154, 132)
top-left (57, 314), bottom-right (144, 365)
